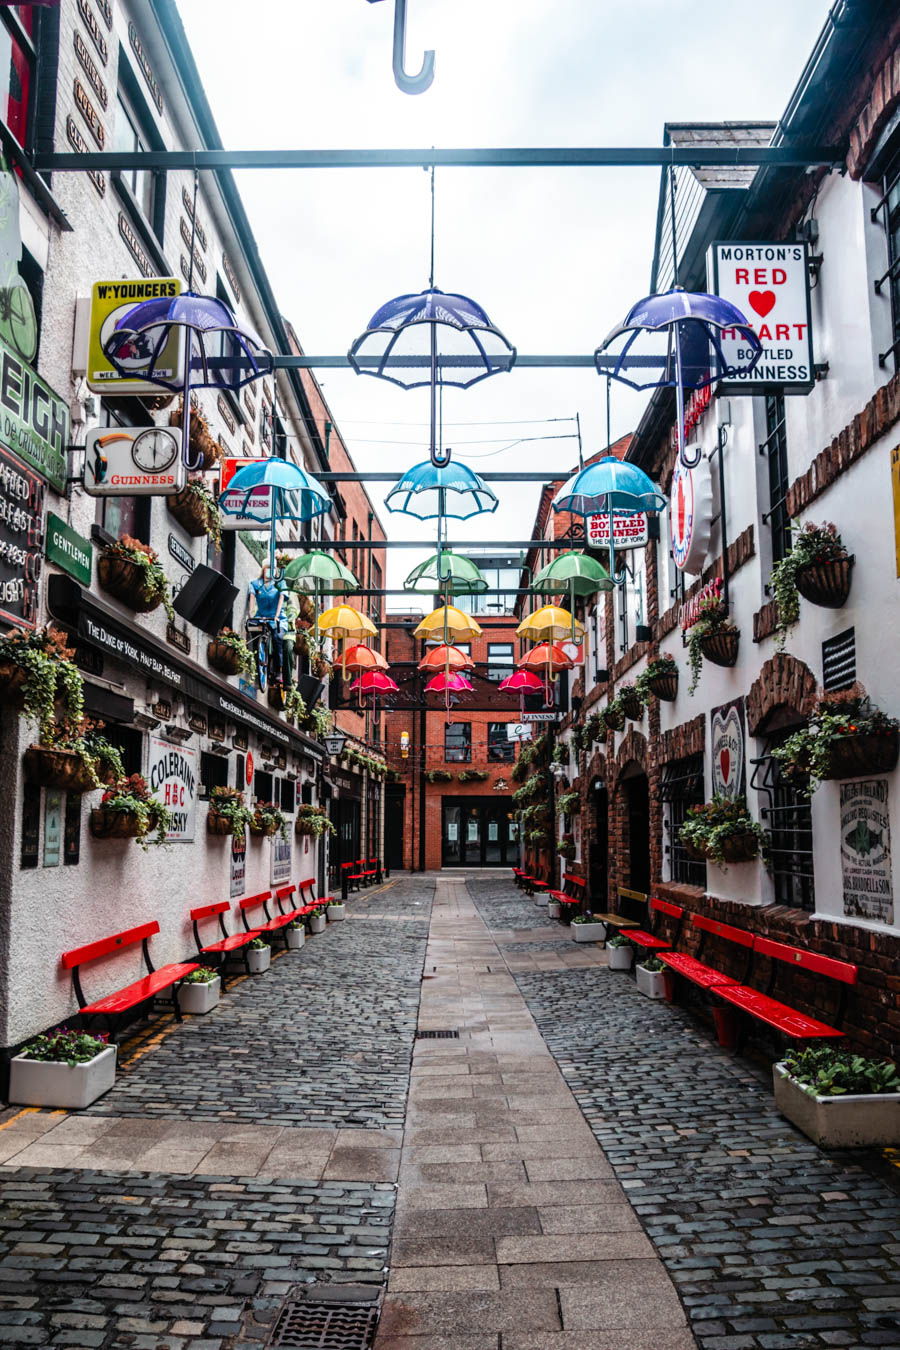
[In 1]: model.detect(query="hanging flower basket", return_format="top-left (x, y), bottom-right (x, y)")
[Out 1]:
top-left (169, 403), bottom-right (223, 470)
top-left (249, 819), bottom-right (278, 837)
top-left (0, 661), bottom-right (27, 705)
top-left (718, 830), bottom-right (762, 864)
top-left (620, 693), bottom-right (644, 721)
top-left (24, 747), bottom-right (97, 793)
top-left (97, 555), bottom-right (161, 614)
top-left (207, 638), bottom-right (242, 676)
top-left (604, 704), bottom-right (625, 732)
top-left (682, 840), bottom-right (706, 862)
top-left (795, 555), bottom-right (854, 609)
top-left (90, 808), bottom-right (143, 840)
top-left (167, 487), bottom-right (209, 537)
top-left (823, 729), bottom-right (900, 781)
top-left (267, 684), bottom-right (287, 711)
top-left (647, 671), bottom-right (678, 702)
top-left (207, 811), bottom-right (234, 836)
top-left (699, 628), bottom-right (740, 668)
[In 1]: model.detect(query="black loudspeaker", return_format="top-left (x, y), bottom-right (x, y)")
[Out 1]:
top-left (297, 674), bottom-right (326, 708)
top-left (172, 564), bottom-right (239, 635)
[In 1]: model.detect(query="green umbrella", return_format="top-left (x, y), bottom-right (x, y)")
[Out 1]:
top-left (532, 551), bottom-right (614, 641)
top-left (404, 549), bottom-right (489, 596)
top-left (281, 550), bottom-right (359, 643)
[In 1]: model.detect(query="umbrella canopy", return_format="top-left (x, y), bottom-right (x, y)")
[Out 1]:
top-left (341, 644), bottom-right (389, 674)
top-left (103, 291), bottom-right (273, 393)
top-left (418, 644), bottom-right (475, 673)
top-left (498, 670), bottom-right (544, 693)
top-left (414, 606), bottom-right (483, 641)
top-left (405, 549), bottom-right (489, 595)
top-left (517, 604), bottom-right (584, 644)
top-left (348, 288), bottom-right (515, 392)
top-left (518, 642), bottom-right (575, 673)
top-left (318, 605), bottom-right (378, 641)
top-left (594, 289), bottom-right (762, 392)
top-left (553, 457), bottom-right (667, 518)
top-left (532, 551), bottom-right (613, 597)
top-left (425, 671), bottom-right (474, 694)
top-left (386, 460), bottom-right (498, 520)
top-left (351, 670), bottom-right (399, 694)
top-left (282, 550), bottom-right (359, 593)
top-left (221, 459), bottom-right (332, 524)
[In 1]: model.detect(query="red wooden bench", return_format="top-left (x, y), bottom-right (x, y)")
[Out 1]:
top-left (363, 856), bottom-right (378, 885)
top-left (190, 901), bottom-right (263, 988)
top-left (512, 867), bottom-right (526, 888)
top-left (342, 861), bottom-right (363, 893)
top-left (660, 913), bottom-right (751, 994)
top-left (713, 936), bottom-right (858, 1047)
top-left (238, 891), bottom-right (294, 948)
top-left (626, 897), bottom-right (684, 956)
top-left (62, 923), bottom-right (199, 1041)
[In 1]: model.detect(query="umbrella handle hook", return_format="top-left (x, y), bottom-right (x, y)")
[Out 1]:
top-left (391, 0), bottom-right (435, 95)
top-left (679, 443), bottom-right (703, 469)
top-left (430, 443), bottom-right (452, 469)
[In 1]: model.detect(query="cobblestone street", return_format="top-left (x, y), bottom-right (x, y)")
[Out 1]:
top-left (1, 873), bottom-right (899, 1348)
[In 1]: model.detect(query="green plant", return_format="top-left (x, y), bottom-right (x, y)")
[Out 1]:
top-left (638, 955), bottom-right (666, 973)
top-left (183, 966), bottom-right (218, 985)
top-left (526, 828), bottom-right (551, 846)
top-left (296, 803), bottom-right (336, 837)
top-left (635, 654), bottom-right (678, 702)
top-left (607, 932), bottom-right (632, 948)
top-left (557, 790), bottom-right (580, 816)
top-left (182, 478), bottom-right (222, 548)
top-left (209, 785), bottom-right (254, 839)
top-left (686, 599), bottom-right (737, 694)
top-left (557, 832), bottom-right (576, 860)
top-left (103, 535), bottom-right (174, 621)
top-left (584, 712), bottom-right (605, 744)
top-left (772, 685), bottom-right (898, 797)
top-left (18, 1026), bottom-right (109, 1066)
top-left (572, 912), bottom-right (600, 926)
top-left (782, 1045), bottom-right (900, 1097)
top-left (33, 715), bottom-right (125, 788)
top-left (457, 769), bottom-right (489, 783)
top-left (248, 936), bottom-right (270, 950)
top-left (770, 521), bottom-right (848, 649)
top-left (0, 626), bottom-right (85, 739)
top-left (552, 743), bottom-right (569, 766)
top-left (100, 773), bottom-right (173, 848)
top-left (511, 757), bottom-right (531, 783)
top-left (213, 627), bottom-right (256, 677)
top-left (306, 704), bottom-right (333, 739)
top-left (253, 800), bottom-right (288, 839)
top-left (678, 794), bottom-right (769, 868)
top-left (426, 769), bottom-right (454, 783)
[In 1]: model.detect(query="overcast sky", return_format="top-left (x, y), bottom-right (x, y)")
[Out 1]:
top-left (180, 0), bottom-right (828, 606)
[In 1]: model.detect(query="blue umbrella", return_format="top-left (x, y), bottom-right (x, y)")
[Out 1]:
top-left (595, 288), bottom-right (762, 469)
top-left (385, 459), bottom-right (498, 521)
top-left (553, 456), bottom-right (667, 584)
top-left (222, 458), bottom-right (332, 574)
top-left (103, 291), bottom-right (273, 470)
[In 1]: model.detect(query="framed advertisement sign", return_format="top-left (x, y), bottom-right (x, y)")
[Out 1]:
top-left (83, 426), bottom-right (185, 495)
top-left (147, 737), bottom-right (198, 842)
top-left (219, 457), bottom-right (274, 531)
top-left (710, 700), bottom-right (745, 799)
top-left (708, 242), bottom-right (814, 393)
top-left (670, 455), bottom-right (713, 575)
top-left (586, 511), bottom-right (648, 550)
top-left (87, 278), bottom-right (183, 394)
top-left (840, 779), bottom-right (893, 925)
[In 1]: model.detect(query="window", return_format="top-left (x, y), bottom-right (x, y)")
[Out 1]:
top-left (762, 392), bottom-right (791, 564)
top-left (487, 643), bottom-right (514, 682)
top-left (453, 556), bottom-right (522, 614)
top-left (752, 727), bottom-right (814, 911)
top-left (113, 61), bottom-right (165, 248)
top-left (371, 558), bottom-right (382, 624)
top-left (254, 769), bottom-right (273, 804)
top-left (0, 7), bottom-right (34, 148)
top-left (879, 142), bottom-right (900, 365)
top-left (278, 777), bottom-right (296, 814)
top-left (207, 530), bottom-right (236, 586)
top-left (488, 723), bottom-right (515, 762)
top-left (444, 722), bottom-right (471, 763)
top-left (200, 751), bottom-right (229, 797)
top-left (102, 725), bottom-right (144, 779)
top-left (114, 87), bottom-right (157, 226)
top-left (660, 754), bottom-right (706, 887)
top-left (592, 599), bottom-right (608, 680)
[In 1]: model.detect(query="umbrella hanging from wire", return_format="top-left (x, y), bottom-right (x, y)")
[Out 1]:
top-left (532, 551), bottom-right (614, 640)
top-left (220, 458), bottom-right (332, 576)
top-left (282, 549), bottom-right (360, 642)
top-left (552, 456), bottom-right (667, 584)
top-left (516, 641), bottom-right (575, 707)
top-left (319, 605), bottom-right (378, 678)
top-left (417, 644), bottom-right (475, 674)
top-left (405, 550), bottom-right (488, 597)
top-left (517, 604), bottom-right (585, 646)
top-left (498, 668), bottom-right (545, 716)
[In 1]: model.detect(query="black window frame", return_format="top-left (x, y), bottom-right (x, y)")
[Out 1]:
top-left (0, 6), bottom-right (37, 152)
top-left (761, 391), bottom-right (791, 565)
top-left (199, 750), bottom-right (229, 798)
top-left (111, 53), bottom-right (167, 256)
top-left (660, 753), bottom-right (706, 888)
top-left (444, 721), bottom-right (471, 764)
top-left (487, 722), bottom-right (515, 763)
top-left (751, 727), bottom-right (815, 912)
top-left (486, 643), bottom-right (514, 683)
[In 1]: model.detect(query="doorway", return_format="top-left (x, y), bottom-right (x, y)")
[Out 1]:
top-left (442, 796), bottom-right (517, 867)
top-left (589, 783), bottom-right (608, 909)
top-left (624, 772), bottom-right (650, 895)
top-left (384, 785), bottom-right (406, 871)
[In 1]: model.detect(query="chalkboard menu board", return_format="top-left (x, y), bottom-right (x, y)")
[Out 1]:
top-left (0, 443), bottom-right (45, 629)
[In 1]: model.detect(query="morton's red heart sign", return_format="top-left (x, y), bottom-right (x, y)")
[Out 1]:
top-left (709, 241), bottom-right (814, 391)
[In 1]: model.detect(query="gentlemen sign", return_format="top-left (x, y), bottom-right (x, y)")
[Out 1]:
top-left (148, 736), bottom-right (197, 842)
top-left (46, 512), bottom-right (92, 587)
top-left (708, 242), bottom-right (814, 392)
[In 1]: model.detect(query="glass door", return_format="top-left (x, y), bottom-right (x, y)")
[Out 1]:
top-left (484, 803), bottom-right (504, 864)
top-left (463, 806), bottom-right (481, 863)
top-left (442, 803), bottom-right (462, 866)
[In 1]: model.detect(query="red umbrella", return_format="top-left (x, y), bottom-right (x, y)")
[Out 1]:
top-left (350, 670), bottom-right (399, 694)
top-left (499, 668), bottom-right (546, 714)
top-left (425, 671), bottom-right (474, 693)
top-left (417, 643), bottom-right (474, 672)
top-left (517, 642), bottom-right (574, 673)
top-left (342, 643), bottom-right (389, 673)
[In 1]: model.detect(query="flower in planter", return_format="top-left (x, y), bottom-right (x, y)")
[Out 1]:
top-left (26, 715), bottom-right (125, 791)
top-left (556, 789), bottom-right (580, 817)
top-left (772, 684), bottom-right (899, 796)
top-left (170, 478), bottom-right (222, 547)
top-left (209, 786), bottom-right (255, 838)
top-left (678, 794), bottom-right (769, 868)
top-left (638, 955), bottom-right (666, 973)
top-left (606, 932), bottom-right (633, 948)
top-left (19, 1026), bottom-right (109, 1066)
top-left (686, 598), bottom-right (738, 694)
top-left (295, 804), bottom-right (336, 837)
top-left (426, 769), bottom-right (454, 783)
top-left (248, 936), bottom-right (270, 950)
top-left (98, 774), bottom-right (174, 848)
top-left (635, 654), bottom-right (679, 703)
top-left (252, 800), bottom-right (288, 839)
top-left (182, 966), bottom-right (219, 984)
top-left (770, 521), bottom-right (850, 649)
top-left (0, 625), bottom-right (85, 740)
top-left (209, 627), bottom-right (256, 678)
top-left (557, 832), bottom-right (576, 860)
top-left (782, 1045), bottom-right (900, 1098)
top-left (100, 536), bottom-right (175, 621)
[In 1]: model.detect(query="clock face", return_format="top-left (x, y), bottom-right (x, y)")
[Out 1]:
top-left (131, 428), bottom-right (179, 473)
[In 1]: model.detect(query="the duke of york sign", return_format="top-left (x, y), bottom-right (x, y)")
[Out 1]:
top-left (711, 701), bottom-right (745, 799)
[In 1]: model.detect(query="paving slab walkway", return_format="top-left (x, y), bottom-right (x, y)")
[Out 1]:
top-left (376, 871), bottom-right (696, 1349)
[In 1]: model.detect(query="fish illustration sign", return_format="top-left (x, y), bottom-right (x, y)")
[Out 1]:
top-left (840, 779), bottom-right (893, 925)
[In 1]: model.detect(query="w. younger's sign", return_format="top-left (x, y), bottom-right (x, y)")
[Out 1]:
top-left (708, 242), bottom-right (814, 393)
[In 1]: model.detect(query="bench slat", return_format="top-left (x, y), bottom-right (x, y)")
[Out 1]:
top-left (650, 897), bottom-right (683, 919)
top-left (753, 936), bottom-right (858, 985)
top-left (660, 951), bottom-right (736, 990)
top-left (691, 913), bottom-right (755, 949)
top-left (239, 891), bottom-right (272, 911)
top-left (627, 931), bottom-right (671, 951)
top-left (80, 962), bottom-right (199, 1015)
top-left (62, 922), bottom-right (160, 970)
top-left (201, 932), bottom-right (261, 955)
top-left (190, 901), bottom-right (229, 922)
top-left (714, 984), bottom-right (845, 1039)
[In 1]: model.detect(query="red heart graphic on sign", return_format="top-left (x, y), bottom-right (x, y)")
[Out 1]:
top-left (677, 476), bottom-right (685, 539)
top-left (748, 290), bottom-right (776, 318)
top-left (720, 748), bottom-right (731, 784)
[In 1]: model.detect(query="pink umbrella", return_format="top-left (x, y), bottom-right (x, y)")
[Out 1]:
top-left (425, 671), bottom-right (474, 694)
top-left (499, 668), bottom-right (547, 714)
top-left (351, 670), bottom-right (399, 695)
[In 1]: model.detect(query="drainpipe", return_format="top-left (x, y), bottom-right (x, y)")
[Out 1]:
top-left (324, 420), bottom-right (332, 465)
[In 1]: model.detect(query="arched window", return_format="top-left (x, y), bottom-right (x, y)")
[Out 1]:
top-left (751, 706), bottom-right (814, 911)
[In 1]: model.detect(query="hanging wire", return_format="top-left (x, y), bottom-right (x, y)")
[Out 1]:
top-left (606, 375), bottom-right (611, 452)
top-left (429, 161), bottom-right (436, 290)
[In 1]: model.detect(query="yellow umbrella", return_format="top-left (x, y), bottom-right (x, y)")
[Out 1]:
top-left (414, 605), bottom-right (483, 642)
top-left (318, 605), bottom-right (378, 677)
top-left (516, 604), bottom-right (584, 644)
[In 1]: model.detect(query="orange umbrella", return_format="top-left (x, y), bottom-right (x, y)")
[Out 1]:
top-left (418, 644), bottom-right (475, 673)
top-left (342, 644), bottom-right (389, 675)
top-left (517, 642), bottom-right (574, 673)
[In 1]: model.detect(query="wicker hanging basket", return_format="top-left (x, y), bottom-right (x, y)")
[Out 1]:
top-left (90, 808), bottom-right (142, 840)
top-left (795, 555), bottom-right (854, 609)
top-left (23, 747), bottom-right (97, 793)
top-left (647, 672), bottom-right (678, 702)
top-left (699, 628), bottom-right (740, 668)
top-left (206, 810), bottom-right (234, 836)
top-left (681, 840), bottom-right (707, 862)
top-left (604, 706), bottom-right (625, 732)
top-left (718, 831), bottom-right (761, 864)
top-left (823, 729), bottom-right (900, 780)
top-left (97, 555), bottom-right (161, 613)
top-left (621, 694), bottom-right (644, 721)
top-left (249, 820), bottom-right (278, 837)
top-left (167, 487), bottom-right (209, 538)
top-left (207, 638), bottom-right (242, 676)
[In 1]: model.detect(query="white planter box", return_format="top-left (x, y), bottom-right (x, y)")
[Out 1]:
top-left (285, 926), bottom-right (305, 950)
top-left (635, 964), bottom-right (667, 999)
top-left (177, 976), bottom-right (221, 1014)
top-left (572, 922), bottom-right (607, 943)
top-left (309, 913), bottom-right (326, 934)
top-left (247, 946), bottom-right (271, 973)
top-left (547, 900), bottom-right (561, 918)
top-left (607, 943), bottom-right (634, 970)
top-left (773, 1063), bottom-right (900, 1148)
top-left (535, 893), bottom-right (549, 908)
top-left (327, 903), bottom-right (345, 922)
top-left (9, 1043), bottom-right (117, 1109)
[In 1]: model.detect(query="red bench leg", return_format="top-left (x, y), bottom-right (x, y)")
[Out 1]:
top-left (713, 1004), bottom-right (737, 1049)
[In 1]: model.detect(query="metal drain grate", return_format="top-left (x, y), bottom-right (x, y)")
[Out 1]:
top-left (416, 1029), bottom-right (459, 1039)
top-left (269, 1300), bottom-right (379, 1349)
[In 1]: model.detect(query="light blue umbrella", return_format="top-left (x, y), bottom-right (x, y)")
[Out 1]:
top-left (222, 459), bottom-right (332, 574)
top-left (553, 456), bottom-right (667, 584)
top-left (385, 459), bottom-right (498, 521)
